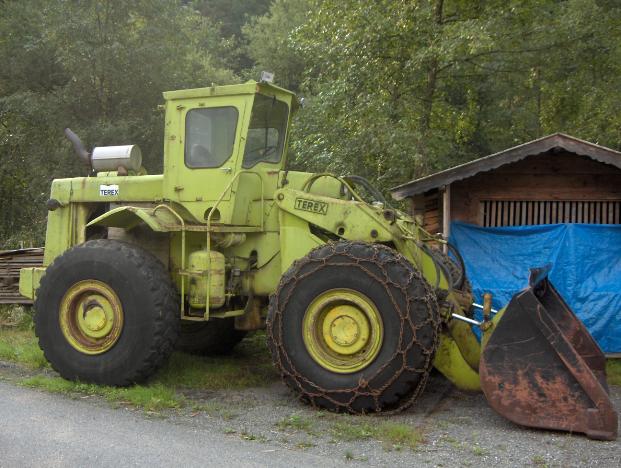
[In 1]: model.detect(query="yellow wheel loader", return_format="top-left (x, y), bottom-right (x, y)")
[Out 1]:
top-left (19, 80), bottom-right (617, 440)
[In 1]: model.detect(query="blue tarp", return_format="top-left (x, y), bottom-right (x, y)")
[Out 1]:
top-left (449, 221), bottom-right (621, 353)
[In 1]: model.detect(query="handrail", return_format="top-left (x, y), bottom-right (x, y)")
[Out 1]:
top-left (301, 172), bottom-right (367, 204)
top-left (153, 204), bottom-right (186, 316)
top-left (204, 170), bottom-right (264, 319)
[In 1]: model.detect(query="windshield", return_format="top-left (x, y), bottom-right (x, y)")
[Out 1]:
top-left (242, 94), bottom-right (289, 168)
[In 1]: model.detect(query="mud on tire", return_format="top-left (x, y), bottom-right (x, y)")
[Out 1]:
top-left (34, 239), bottom-right (180, 386)
top-left (267, 241), bottom-right (440, 413)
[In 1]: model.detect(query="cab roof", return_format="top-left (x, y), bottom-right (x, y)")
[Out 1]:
top-left (162, 81), bottom-right (297, 108)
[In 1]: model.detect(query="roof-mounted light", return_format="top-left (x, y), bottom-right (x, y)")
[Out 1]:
top-left (260, 71), bottom-right (274, 83)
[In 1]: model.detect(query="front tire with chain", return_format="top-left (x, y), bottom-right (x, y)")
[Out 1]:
top-left (34, 239), bottom-right (180, 386)
top-left (267, 241), bottom-right (440, 413)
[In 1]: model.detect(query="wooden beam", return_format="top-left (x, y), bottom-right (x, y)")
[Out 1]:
top-left (442, 184), bottom-right (451, 252)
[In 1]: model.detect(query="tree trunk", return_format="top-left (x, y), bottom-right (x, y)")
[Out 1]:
top-left (420, 0), bottom-right (444, 133)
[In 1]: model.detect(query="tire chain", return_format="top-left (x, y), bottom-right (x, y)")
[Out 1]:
top-left (267, 241), bottom-right (441, 414)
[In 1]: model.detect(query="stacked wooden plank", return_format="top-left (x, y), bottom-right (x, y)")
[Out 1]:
top-left (0, 248), bottom-right (44, 304)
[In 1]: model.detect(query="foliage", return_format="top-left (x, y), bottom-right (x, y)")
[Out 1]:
top-left (1, 0), bottom-right (620, 245)
top-left (289, 0), bottom-right (621, 191)
top-left (0, 0), bottom-right (236, 247)
top-left (0, 305), bottom-right (47, 368)
top-left (192, 0), bottom-right (271, 39)
top-left (243, 0), bottom-right (310, 91)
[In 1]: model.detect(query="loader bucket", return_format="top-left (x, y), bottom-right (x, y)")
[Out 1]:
top-left (479, 267), bottom-right (618, 440)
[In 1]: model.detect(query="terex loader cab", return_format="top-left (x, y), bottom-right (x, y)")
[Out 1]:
top-left (19, 81), bottom-right (617, 440)
top-left (161, 83), bottom-right (293, 226)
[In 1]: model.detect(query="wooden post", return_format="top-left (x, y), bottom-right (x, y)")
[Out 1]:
top-left (442, 184), bottom-right (451, 252)
top-left (411, 194), bottom-right (425, 218)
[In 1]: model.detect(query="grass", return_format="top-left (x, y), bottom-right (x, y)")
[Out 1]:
top-left (277, 414), bottom-right (315, 433)
top-left (472, 446), bottom-right (487, 456)
top-left (443, 435), bottom-right (462, 449)
top-left (239, 429), bottom-right (267, 442)
top-left (155, 333), bottom-right (278, 390)
top-left (606, 359), bottom-right (621, 387)
top-left (21, 375), bottom-right (183, 411)
top-left (275, 412), bottom-right (424, 451)
top-left (0, 329), bottom-right (47, 369)
top-left (0, 304), bottom-right (279, 414)
top-left (0, 306), bottom-right (47, 369)
top-left (380, 422), bottom-right (425, 450)
top-left (240, 430), bottom-right (257, 440)
top-left (330, 416), bottom-right (424, 451)
top-left (0, 304), bottom-right (26, 327)
top-left (0, 305), bottom-right (277, 389)
top-left (13, 334), bottom-right (276, 412)
top-left (343, 450), bottom-right (368, 462)
top-left (532, 455), bottom-right (548, 467)
top-left (193, 400), bottom-right (239, 420)
top-left (330, 418), bottom-right (374, 441)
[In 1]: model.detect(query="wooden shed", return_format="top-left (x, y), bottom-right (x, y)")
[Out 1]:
top-left (391, 133), bottom-right (621, 236)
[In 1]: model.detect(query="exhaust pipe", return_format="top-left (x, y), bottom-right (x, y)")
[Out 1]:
top-left (64, 128), bottom-right (91, 169)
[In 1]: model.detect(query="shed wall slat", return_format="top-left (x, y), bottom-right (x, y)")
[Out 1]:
top-left (480, 200), bottom-right (621, 227)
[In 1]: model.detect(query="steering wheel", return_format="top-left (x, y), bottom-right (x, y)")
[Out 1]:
top-left (244, 145), bottom-right (278, 166)
top-left (249, 145), bottom-right (277, 157)
top-left (190, 144), bottom-right (213, 165)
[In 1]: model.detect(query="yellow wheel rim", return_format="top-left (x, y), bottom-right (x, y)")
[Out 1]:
top-left (303, 289), bottom-right (383, 374)
top-left (59, 280), bottom-right (124, 355)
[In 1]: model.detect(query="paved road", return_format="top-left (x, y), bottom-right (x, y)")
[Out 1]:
top-left (0, 381), bottom-right (330, 468)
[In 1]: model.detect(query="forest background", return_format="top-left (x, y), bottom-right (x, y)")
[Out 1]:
top-left (1, 0), bottom-right (620, 247)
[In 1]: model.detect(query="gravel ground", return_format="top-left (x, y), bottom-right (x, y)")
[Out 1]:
top-left (1, 361), bottom-right (619, 467)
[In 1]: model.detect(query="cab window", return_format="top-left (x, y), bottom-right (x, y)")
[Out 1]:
top-left (185, 107), bottom-right (238, 168)
top-left (242, 94), bottom-right (289, 168)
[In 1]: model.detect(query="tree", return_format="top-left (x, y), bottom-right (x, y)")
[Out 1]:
top-left (243, 0), bottom-right (310, 91)
top-left (0, 0), bottom-right (237, 247)
top-left (192, 0), bottom-right (272, 71)
top-left (1, 0), bottom-right (620, 246)
top-left (287, 0), bottom-right (621, 193)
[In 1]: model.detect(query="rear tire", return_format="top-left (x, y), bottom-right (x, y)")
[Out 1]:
top-left (267, 241), bottom-right (440, 413)
top-left (34, 240), bottom-right (179, 386)
top-left (176, 319), bottom-right (246, 355)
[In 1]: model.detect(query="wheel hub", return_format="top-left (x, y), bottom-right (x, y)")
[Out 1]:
top-left (78, 296), bottom-right (115, 338)
top-left (303, 289), bottom-right (383, 373)
top-left (329, 313), bottom-right (359, 346)
top-left (83, 305), bottom-right (106, 331)
top-left (59, 280), bottom-right (124, 355)
top-left (323, 305), bottom-right (371, 355)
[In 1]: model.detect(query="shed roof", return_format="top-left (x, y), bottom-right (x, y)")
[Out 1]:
top-left (390, 133), bottom-right (621, 200)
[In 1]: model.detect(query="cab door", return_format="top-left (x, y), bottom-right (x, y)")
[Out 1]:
top-left (162, 94), bottom-right (248, 214)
